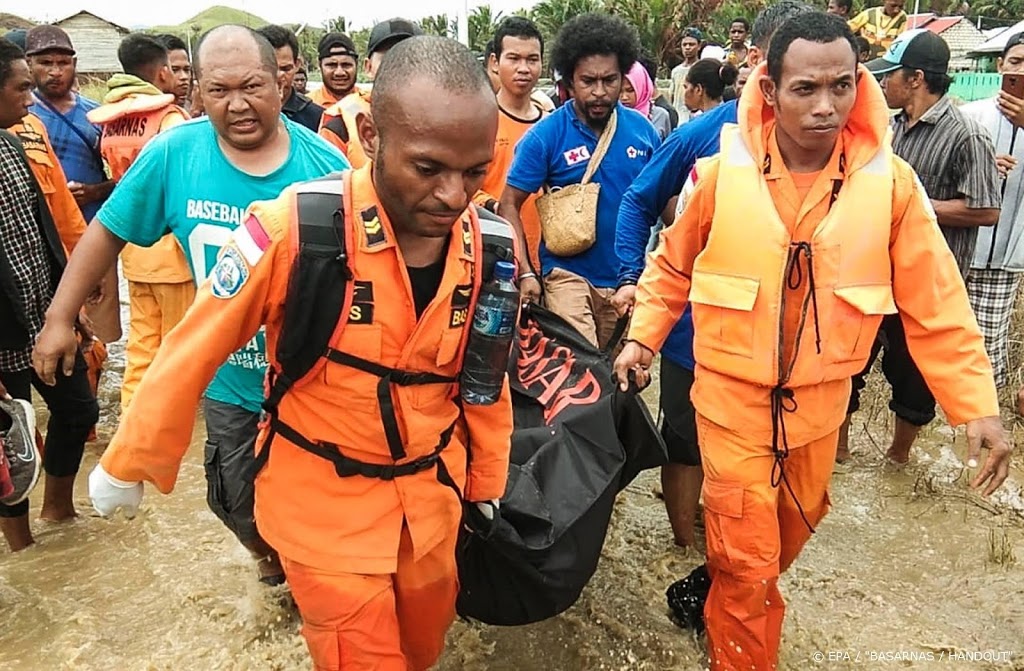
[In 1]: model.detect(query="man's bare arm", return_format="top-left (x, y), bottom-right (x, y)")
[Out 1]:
top-left (930, 199), bottom-right (999, 228)
top-left (33, 221), bottom-right (127, 384)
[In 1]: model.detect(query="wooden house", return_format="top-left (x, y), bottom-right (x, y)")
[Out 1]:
top-left (53, 10), bottom-right (130, 75)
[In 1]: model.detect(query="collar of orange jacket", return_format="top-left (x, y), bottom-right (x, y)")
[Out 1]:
top-left (738, 61), bottom-right (891, 175)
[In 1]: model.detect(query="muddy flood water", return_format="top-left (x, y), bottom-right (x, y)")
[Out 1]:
top-left (2, 307), bottom-right (1024, 671)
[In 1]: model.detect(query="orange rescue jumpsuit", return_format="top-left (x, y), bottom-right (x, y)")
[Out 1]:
top-left (318, 91), bottom-right (371, 169)
top-left (628, 64), bottom-right (999, 671)
top-left (87, 93), bottom-right (193, 410)
top-left (99, 165), bottom-right (514, 670)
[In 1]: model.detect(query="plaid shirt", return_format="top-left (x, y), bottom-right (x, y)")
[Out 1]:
top-left (0, 136), bottom-right (55, 372)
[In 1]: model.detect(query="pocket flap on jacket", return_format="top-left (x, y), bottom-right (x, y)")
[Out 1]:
top-left (834, 284), bottom-right (897, 315)
top-left (690, 272), bottom-right (759, 312)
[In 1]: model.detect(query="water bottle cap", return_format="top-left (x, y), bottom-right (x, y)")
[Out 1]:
top-left (494, 261), bottom-right (516, 280)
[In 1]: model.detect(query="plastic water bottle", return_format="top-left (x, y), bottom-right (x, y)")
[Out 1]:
top-left (461, 261), bottom-right (519, 405)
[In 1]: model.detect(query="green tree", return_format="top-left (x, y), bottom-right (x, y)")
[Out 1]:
top-left (323, 16), bottom-right (347, 33)
top-left (469, 6), bottom-right (504, 52)
top-left (421, 14), bottom-right (454, 37)
top-left (529, 0), bottom-right (601, 47)
top-left (603, 0), bottom-right (679, 75)
top-left (971, 0), bottom-right (1024, 19)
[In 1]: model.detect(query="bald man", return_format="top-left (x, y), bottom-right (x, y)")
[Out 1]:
top-left (32, 24), bottom-right (348, 585)
top-left (64, 35), bottom-right (513, 670)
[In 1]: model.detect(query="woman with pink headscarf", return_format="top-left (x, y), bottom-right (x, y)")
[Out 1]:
top-left (620, 61), bottom-right (672, 140)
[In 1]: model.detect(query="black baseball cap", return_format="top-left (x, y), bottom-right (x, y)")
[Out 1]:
top-left (866, 29), bottom-right (949, 75)
top-left (25, 25), bottom-right (76, 56)
top-left (4, 29), bottom-right (27, 51)
top-left (366, 18), bottom-right (422, 56)
top-left (318, 32), bottom-right (357, 61)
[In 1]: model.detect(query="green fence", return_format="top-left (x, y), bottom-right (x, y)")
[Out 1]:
top-left (950, 72), bottom-right (1002, 102)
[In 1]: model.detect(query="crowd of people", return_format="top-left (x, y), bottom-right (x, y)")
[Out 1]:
top-left (0, 2), bottom-right (1019, 669)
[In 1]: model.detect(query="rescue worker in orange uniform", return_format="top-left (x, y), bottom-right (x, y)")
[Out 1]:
top-left (85, 36), bottom-right (513, 670)
top-left (309, 32), bottom-right (359, 108)
top-left (614, 13), bottom-right (1013, 671)
top-left (318, 19), bottom-right (420, 168)
top-left (86, 34), bottom-right (192, 410)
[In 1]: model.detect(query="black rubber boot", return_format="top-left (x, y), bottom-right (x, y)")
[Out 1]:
top-left (666, 563), bottom-right (712, 633)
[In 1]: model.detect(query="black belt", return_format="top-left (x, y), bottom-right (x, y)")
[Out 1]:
top-left (267, 415), bottom-right (456, 480)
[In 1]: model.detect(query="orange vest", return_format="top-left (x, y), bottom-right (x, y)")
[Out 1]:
top-left (690, 125), bottom-right (897, 388)
top-left (9, 114), bottom-right (87, 255)
top-left (319, 92), bottom-right (371, 168)
top-left (90, 94), bottom-right (192, 284)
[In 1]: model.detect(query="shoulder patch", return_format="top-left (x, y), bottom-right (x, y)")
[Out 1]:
top-left (450, 284), bottom-right (472, 328)
top-left (361, 207), bottom-right (386, 247)
top-left (210, 246), bottom-right (250, 299)
top-left (13, 128), bottom-right (46, 152)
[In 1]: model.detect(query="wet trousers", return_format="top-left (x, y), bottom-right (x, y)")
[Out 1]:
top-left (282, 525), bottom-right (458, 671)
top-left (0, 351), bottom-right (99, 518)
top-left (697, 414), bottom-right (836, 671)
top-left (543, 267), bottom-right (620, 350)
top-left (121, 280), bottom-right (195, 411)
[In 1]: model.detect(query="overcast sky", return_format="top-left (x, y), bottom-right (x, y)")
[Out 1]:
top-left (22, 0), bottom-right (536, 30)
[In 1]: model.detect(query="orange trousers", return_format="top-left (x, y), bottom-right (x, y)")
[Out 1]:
top-left (696, 414), bottom-right (836, 671)
top-left (121, 280), bottom-right (196, 411)
top-left (282, 526), bottom-right (459, 671)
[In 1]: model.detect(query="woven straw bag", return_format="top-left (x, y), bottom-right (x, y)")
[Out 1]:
top-left (536, 110), bottom-right (618, 256)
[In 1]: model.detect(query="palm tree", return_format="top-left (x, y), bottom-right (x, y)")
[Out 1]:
top-left (605, 0), bottom-right (679, 73)
top-left (971, 0), bottom-right (1024, 19)
top-left (469, 6), bottom-right (504, 52)
top-left (323, 16), bottom-right (347, 34)
top-left (530, 0), bottom-right (602, 46)
top-left (421, 14), bottom-right (454, 38)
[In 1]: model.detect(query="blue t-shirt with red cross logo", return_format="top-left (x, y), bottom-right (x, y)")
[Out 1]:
top-left (506, 101), bottom-right (661, 288)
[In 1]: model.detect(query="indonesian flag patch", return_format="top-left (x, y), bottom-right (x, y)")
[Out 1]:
top-left (232, 215), bottom-right (272, 266)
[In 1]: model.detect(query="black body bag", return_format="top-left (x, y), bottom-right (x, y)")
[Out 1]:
top-left (456, 303), bottom-right (667, 626)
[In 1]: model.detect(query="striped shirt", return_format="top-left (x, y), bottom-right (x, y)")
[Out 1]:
top-left (891, 95), bottom-right (1001, 275)
top-left (0, 136), bottom-right (55, 372)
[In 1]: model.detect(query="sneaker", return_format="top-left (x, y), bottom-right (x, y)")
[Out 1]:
top-left (0, 446), bottom-right (13, 500)
top-left (0, 398), bottom-right (39, 506)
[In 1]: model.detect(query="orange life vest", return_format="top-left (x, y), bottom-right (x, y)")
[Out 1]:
top-left (90, 94), bottom-right (191, 284)
top-left (318, 92), bottom-right (371, 168)
top-left (690, 124), bottom-right (897, 390)
top-left (90, 94), bottom-right (185, 181)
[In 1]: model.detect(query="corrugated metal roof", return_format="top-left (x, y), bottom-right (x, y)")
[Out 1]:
top-left (907, 13), bottom-right (964, 34)
top-left (972, 20), bottom-right (1024, 54)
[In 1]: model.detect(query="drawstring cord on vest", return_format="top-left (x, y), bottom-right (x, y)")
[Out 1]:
top-left (785, 242), bottom-right (821, 355)
top-left (768, 241), bottom-right (823, 536)
top-left (762, 151), bottom-right (845, 536)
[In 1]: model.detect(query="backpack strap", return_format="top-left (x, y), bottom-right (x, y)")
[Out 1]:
top-left (263, 173), bottom-right (352, 413)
